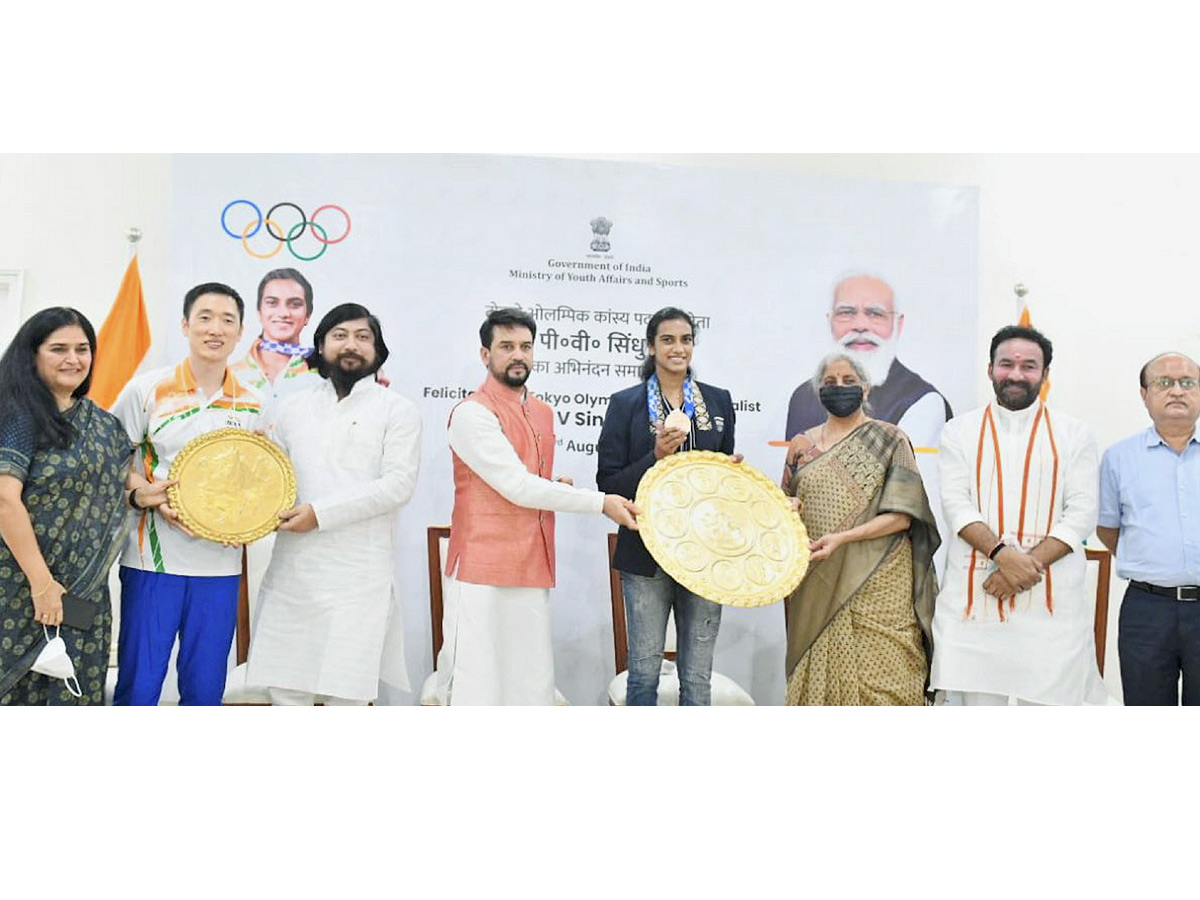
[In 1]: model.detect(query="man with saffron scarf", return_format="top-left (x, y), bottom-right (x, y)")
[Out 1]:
top-left (931, 325), bottom-right (1107, 706)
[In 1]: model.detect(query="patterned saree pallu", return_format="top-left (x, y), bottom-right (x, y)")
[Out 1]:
top-left (635, 451), bottom-right (809, 607)
top-left (167, 429), bottom-right (297, 543)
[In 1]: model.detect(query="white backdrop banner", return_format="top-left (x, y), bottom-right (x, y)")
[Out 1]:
top-left (167, 154), bottom-right (978, 705)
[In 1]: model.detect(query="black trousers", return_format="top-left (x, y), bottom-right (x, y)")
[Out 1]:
top-left (1118, 584), bottom-right (1200, 705)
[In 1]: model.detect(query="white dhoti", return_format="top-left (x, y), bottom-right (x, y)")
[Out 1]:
top-left (436, 393), bottom-right (606, 706)
top-left (267, 687), bottom-right (370, 706)
top-left (434, 576), bottom-right (555, 706)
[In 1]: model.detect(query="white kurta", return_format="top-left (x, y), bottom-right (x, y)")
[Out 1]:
top-left (245, 378), bottom-right (422, 701)
top-left (435, 399), bottom-right (605, 705)
top-left (931, 400), bottom-right (1108, 705)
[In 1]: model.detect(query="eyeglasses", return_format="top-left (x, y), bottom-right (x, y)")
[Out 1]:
top-left (1148, 376), bottom-right (1199, 392)
top-left (831, 305), bottom-right (895, 323)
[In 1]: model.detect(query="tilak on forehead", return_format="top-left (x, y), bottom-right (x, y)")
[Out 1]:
top-left (994, 339), bottom-right (1045, 363)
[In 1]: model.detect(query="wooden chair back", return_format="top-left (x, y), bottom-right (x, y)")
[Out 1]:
top-left (236, 548), bottom-right (251, 665)
top-left (608, 533), bottom-right (676, 673)
top-left (428, 526), bottom-right (452, 658)
top-left (1086, 547), bottom-right (1111, 675)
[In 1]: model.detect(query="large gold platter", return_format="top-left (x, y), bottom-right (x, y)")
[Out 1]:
top-left (634, 451), bottom-right (809, 607)
top-left (166, 428), bottom-right (297, 543)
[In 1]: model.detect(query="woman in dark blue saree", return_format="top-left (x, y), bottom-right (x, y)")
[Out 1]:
top-left (0, 308), bottom-right (135, 705)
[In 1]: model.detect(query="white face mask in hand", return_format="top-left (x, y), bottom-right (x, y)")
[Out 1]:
top-left (31, 626), bottom-right (83, 698)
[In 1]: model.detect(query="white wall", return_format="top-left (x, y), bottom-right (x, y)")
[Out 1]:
top-left (5, 152), bottom-right (1192, 701)
top-left (12, 151), bottom-right (1191, 427)
top-left (554, 154), bottom-right (1200, 446)
top-left (0, 154), bottom-right (173, 358)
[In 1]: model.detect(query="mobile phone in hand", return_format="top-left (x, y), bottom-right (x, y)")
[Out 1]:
top-left (60, 593), bottom-right (98, 630)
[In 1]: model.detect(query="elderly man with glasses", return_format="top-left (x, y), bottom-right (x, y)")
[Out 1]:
top-left (1098, 352), bottom-right (1200, 705)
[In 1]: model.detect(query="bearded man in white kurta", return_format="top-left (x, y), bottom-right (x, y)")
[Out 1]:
top-left (931, 325), bottom-right (1108, 706)
top-left (246, 303), bottom-right (421, 706)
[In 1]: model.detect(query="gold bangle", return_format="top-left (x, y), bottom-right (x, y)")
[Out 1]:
top-left (30, 579), bottom-right (55, 598)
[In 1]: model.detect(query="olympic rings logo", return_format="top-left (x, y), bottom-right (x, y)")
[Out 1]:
top-left (220, 200), bottom-right (351, 262)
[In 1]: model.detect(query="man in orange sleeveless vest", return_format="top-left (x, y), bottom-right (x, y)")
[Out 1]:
top-left (435, 308), bottom-right (639, 705)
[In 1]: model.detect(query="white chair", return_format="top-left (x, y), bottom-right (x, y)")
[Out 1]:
top-left (605, 534), bottom-right (754, 706)
top-left (420, 526), bottom-right (569, 706)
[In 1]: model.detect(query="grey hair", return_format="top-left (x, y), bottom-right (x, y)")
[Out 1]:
top-left (830, 271), bottom-right (899, 313)
top-left (811, 352), bottom-right (873, 414)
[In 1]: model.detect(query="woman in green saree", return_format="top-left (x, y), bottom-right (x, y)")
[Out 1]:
top-left (782, 353), bottom-right (940, 705)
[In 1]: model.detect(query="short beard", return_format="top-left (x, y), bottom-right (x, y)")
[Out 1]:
top-left (497, 364), bottom-right (529, 388)
top-left (993, 378), bottom-right (1041, 411)
top-left (834, 331), bottom-right (897, 386)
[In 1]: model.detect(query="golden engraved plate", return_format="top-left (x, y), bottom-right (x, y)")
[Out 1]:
top-left (166, 429), bottom-right (297, 543)
top-left (634, 450), bottom-right (809, 607)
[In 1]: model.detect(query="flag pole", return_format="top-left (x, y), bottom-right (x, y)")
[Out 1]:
top-left (1014, 282), bottom-right (1028, 320)
top-left (1013, 283), bottom-right (1051, 400)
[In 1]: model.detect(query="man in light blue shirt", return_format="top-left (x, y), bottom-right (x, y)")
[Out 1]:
top-left (1098, 351), bottom-right (1200, 705)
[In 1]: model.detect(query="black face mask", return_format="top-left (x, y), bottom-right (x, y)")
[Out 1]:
top-left (819, 384), bottom-right (864, 418)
